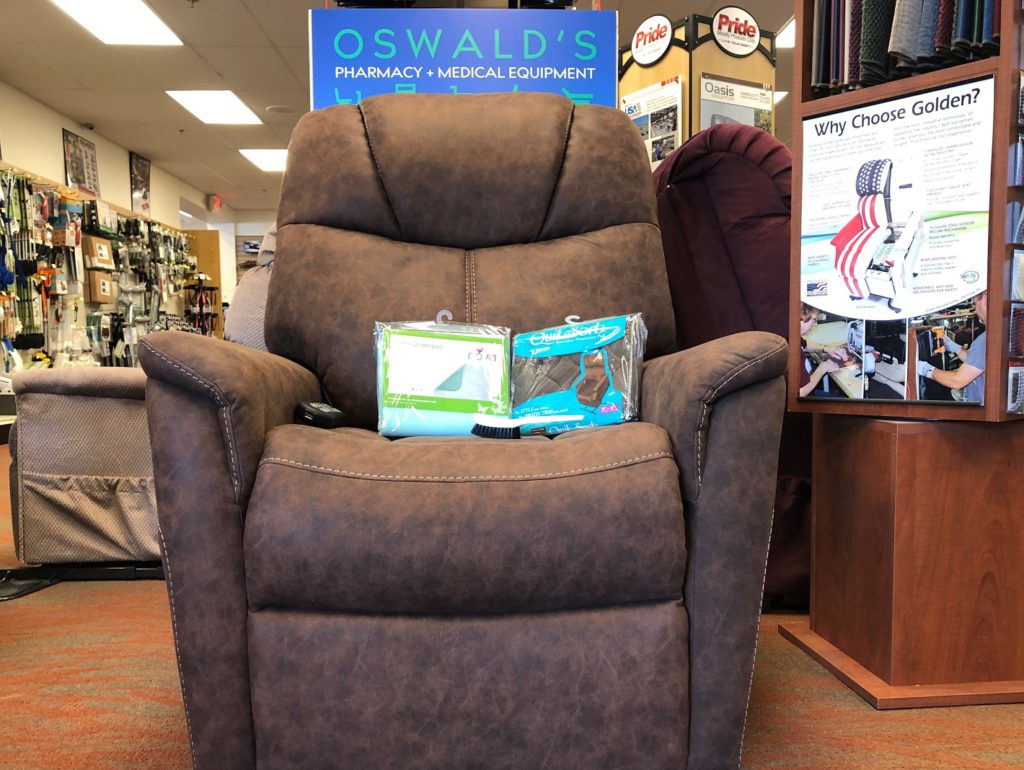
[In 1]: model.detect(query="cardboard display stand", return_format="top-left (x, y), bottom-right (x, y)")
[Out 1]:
top-left (618, 7), bottom-right (776, 156)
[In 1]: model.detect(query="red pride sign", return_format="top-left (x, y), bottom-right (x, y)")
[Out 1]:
top-left (711, 6), bottom-right (760, 57)
top-left (631, 14), bottom-right (673, 67)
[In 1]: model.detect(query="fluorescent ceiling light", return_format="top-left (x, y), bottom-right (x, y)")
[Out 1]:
top-left (776, 18), bottom-right (796, 49)
top-left (51, 0), bottom-right (181, 45)
top-left (240, 149), bottom-right (288, 172)
top-left (166, 91), bottom-right (262, 125)
top-left (774, 91), bottom-right (789, 105)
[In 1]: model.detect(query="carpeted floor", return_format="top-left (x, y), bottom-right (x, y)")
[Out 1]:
top-left (2, 444), bottom-right (1023, 769)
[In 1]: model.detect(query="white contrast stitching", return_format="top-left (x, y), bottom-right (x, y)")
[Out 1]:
top-left (693, 342), bottom-right (786, 489)
top-left (464, 252), bottom-right (472, 323)
top-left (470, 252), bottom-right (478, 325)
top-left (158, 525), bottom-right (198, 767)
top-left (738, 502), bottom-right (775, 767)
top-left (259, 451), bottom-right (674, 482)
top-left (142, 342), bottom-right (241, 498)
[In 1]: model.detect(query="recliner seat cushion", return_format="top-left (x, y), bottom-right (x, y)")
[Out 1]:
top-left (244, 421), bottom-right (686, 615)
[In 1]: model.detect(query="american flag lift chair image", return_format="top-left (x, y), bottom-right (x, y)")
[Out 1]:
top-left (830, 159), bottom-right (924, 314)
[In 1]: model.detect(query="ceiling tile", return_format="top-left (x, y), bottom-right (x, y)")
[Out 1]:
top-left (278, 47), bottom-right (312, 90)
top-left (0, 39), bottom-right (88, 91)
top-left (205, 124), bottom-right (284, 149)
top-left (122, 47), bottom-right (229, 91)
top-left (235, 89), bottom-right (309, 125)
top-left (195, 47), bottom-right (304, 91)
top-left (244, 1), bottom-right (317, 49)
top-left (149, 0), bottom-right (273, 48)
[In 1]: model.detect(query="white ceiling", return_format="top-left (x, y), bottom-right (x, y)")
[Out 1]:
top-left (0, 1), bottom-right (793, 214)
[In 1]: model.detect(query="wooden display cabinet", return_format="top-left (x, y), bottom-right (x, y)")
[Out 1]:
top-left (185, 229), bottom-right (223, 338)
top-left (782, 0), bottom-right (1024, 709)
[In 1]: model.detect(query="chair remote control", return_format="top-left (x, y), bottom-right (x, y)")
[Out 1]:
top-left (295, 401), bottom-right (347, 428)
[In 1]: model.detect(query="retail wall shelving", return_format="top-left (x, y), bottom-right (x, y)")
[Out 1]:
top-left (0, 159), bottom-right (201, 367)
top-left (788, 0), bottom-right (1021, 422)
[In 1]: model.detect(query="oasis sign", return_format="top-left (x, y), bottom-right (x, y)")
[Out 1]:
top-left (309, 8), bottom-right (618, 109)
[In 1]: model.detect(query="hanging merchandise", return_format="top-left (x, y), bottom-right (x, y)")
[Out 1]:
top-left (184, 273), bottom-right (218, 337)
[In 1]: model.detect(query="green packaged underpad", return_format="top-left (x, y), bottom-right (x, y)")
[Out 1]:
top-left (375, 320), bottom-right (510, 437)
top-left (510, 313), bottom-right (647, 436)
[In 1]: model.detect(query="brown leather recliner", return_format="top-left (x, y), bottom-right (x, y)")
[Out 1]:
top-left (654, 125), bottom-right (811, 604)
top-left (140, 93), bottom-right (787, 770)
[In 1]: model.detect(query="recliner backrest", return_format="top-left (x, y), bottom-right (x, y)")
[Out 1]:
top-left (653, 124), bottom-right (791, 350)
top-left (267, 92), bottom-right (676, 428)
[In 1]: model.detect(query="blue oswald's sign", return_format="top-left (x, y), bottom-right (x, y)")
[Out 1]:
top-left (309, 8), bottom-right (618, 108)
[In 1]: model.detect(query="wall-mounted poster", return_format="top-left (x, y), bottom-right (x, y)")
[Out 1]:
top-left (130, 152), bottom-right (151, 216)
top-left (698, 73), bottom-right (772, 132)
top-left (798, 76), bottom-right (993, 405)
top-left (620, 76), bottom-right (682, 170)
top-left (235, 236), bottom-right (261, 281)
top-left (62, 129), bottom-right (101, 197)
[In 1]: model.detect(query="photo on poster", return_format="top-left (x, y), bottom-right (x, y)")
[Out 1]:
top-left (907, 292), bottom-right (986, 404)
top-left (1012, 249), bottom-right (1024, 300)
top-left (863, 319), bottom-right (909, 399)
top-left (632, 114), bottom-right (650, 140)
top-left (130, 152), bottom-right (151, 217)
top-left (698, 72), bottom-right (774, 132)
top-left (620, 76), bottom-right (683, 170)
top-left (799, 77), bottom-right (993, 331)
top-left (798, 303), bottom-right (868, 400)
top-left (651, 105), bottom-right (677, 137)
top-left (62, 129), bottom-right (101, 197)
top-left (651, 135), bottom-right (676, 163)
top-left (1008, 361), bottom-right (1024, 414)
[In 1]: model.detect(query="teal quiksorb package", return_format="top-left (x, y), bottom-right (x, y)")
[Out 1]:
top-left (511, 314), bottom-right (647, 436)
top-left (375, 319), bottom-right (510, 437)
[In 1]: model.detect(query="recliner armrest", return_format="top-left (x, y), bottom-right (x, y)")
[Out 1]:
top-left (642, 330), bottom-right (787, 770)
top-left (642, 331), bottom-right (787, 502)
top-left (140, 331), bottom-right (320, 505)
top-left (139, 331), bottom-right (321, 769)
top-left (13, 367), bottom-right (147, 400)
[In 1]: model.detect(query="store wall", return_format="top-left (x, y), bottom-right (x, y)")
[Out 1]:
top-left (0, 80), bottom-right (213, 228)
top-left (207, 222), bottom-right (238, 304)
top-left (236, 213), bottom-right (277, 237)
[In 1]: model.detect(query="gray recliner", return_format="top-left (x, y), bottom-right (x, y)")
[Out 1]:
top-left (7, 230), bottom-right (275, 570)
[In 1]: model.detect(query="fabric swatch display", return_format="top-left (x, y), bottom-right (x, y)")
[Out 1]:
top-left (814, 0), bottom-right (833, 89)
top-left (889, 0), bottom-right (924, 68)
top-left (933, 0), bottom-right (955, 55)
top-left (810, 0), bottom-right (997, 93)
top-left (860, 0), bottom-right (898, 85)
top-left (915, 0), bottom-right (941, 70)
top-left (953, 0), bottom-right (974, 50)
top-left (981, 0), bottom-right (997, 51)
top-left (848, 0), bottom-right (863, 85)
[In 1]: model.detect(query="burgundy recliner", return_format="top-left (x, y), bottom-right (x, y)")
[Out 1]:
top-left (655, 125), bottom-right (811, 603)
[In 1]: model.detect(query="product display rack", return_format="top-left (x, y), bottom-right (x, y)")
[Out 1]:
top-left (0, 158), bottom-right (199, 367)
top-left (782, 0), bottom-right (1024, 710)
